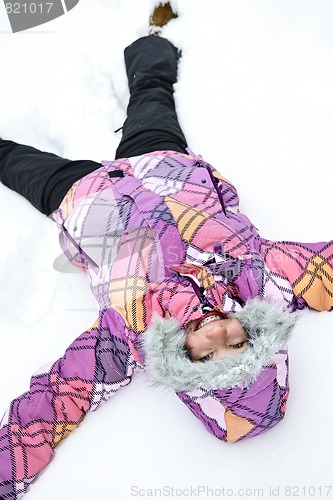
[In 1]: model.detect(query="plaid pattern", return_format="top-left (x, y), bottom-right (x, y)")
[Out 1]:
top-left (177, 353), bottom-right (289, 443)
top-left (260, 240), bottom-right (333, 310)
top-left (1, 150), bottom-right (332, 498)
top-left (0, 308), bottom-right (136, 499)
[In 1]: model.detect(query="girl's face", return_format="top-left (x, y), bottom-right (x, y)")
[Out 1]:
top-left (185, 311), bottom-right (248, 363)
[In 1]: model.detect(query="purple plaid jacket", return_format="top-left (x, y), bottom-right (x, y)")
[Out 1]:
top-left (0, 149), bottom-right (332, 499)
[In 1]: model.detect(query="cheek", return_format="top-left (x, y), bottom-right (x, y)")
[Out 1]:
top-left (185, 332), bottom-right (203, 353)
top-left (186, 320), bottom-right (196, 332)
top-left (184, 331), bottom-right (194, 350)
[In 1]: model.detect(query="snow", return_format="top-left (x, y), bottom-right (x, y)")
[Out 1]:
top-left (0, 0), bottom-right (333, 498)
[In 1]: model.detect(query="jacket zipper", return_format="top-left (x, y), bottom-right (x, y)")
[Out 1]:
top-left (206, 166), bottom-right (227, 216)
top-left (186, 147), bottom-right (227, 216)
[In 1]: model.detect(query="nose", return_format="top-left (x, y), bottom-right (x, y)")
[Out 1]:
top-left (204, 323), bottom-right (227, 342)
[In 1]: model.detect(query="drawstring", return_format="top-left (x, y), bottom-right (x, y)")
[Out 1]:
top-left (184, 274), bottom-right (215, 310)
top-left (186, 147), bottom-right (203, 165)
top-left (62, 226), bottom-right (98, 270)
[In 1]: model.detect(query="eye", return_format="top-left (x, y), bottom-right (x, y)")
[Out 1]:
top-left (199, 353), bottom-right (213, 363)
top-left (230, 342), bottom-right (246, 349)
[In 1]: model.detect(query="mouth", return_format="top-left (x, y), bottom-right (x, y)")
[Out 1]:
top-left (193, 311), bottom-right (227, 331)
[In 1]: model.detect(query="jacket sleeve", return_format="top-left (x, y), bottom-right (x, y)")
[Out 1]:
top-left (260, 239), bottom-right (333, 311)
top-left (0, 308), bottom-right (137, 500)
top-left (176, 348), bottom-right (289, 443)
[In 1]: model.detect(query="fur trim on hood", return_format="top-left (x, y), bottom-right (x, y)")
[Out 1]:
top-left (142, 299), bottom-right (298, 391)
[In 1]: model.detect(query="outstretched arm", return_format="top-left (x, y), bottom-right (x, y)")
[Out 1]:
top-left (259, 239), bottom-right (333, 311)
top-left (0, 308), bottom-right (138, 500)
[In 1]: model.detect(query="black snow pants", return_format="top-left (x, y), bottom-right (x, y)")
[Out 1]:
top-left (0, 36), bottom-right (188, 216)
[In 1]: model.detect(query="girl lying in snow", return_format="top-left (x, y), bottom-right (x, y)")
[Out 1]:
top-left (0, 3), bottom-right (332, 498)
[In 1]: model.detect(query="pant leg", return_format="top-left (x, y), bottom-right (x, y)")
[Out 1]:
top-left (0, 139), bottom-right (101, 215)
top-left (115, 35), bottom-right (188, 159)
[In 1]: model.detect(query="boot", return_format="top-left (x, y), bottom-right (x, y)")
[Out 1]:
top-left (149, 2), bottom-right (177, 35)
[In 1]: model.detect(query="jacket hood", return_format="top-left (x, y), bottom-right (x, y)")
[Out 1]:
top-left (142, 298), bottom-right (298, 391)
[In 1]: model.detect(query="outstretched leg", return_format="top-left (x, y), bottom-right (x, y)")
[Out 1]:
top-left (0, 139), bottom-right (101, 215)
top-left (115, 34), bottom-right (188, 159)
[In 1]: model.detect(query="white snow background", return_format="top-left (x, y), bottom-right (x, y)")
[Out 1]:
top-left (0, 0), bottom-right (333, 498)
